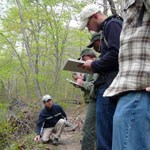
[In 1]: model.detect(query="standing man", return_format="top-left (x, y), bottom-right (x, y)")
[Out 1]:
top-left (74, 48), bottom-right (97, 150)
top-left (79, 4), bottom-right (122, 150)
top-left (104, 1), bottom-right (150, 150)
top-left (34, 95), bottom-right (67, 145)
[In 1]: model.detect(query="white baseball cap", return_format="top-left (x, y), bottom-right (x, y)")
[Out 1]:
top-left (42, 95), bottom-right (52, 102)
top-left (79, 4), bottom-right (100, 30)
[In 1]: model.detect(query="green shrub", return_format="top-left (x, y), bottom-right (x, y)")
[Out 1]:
top-left (0, 103), bottom-right (14, 149)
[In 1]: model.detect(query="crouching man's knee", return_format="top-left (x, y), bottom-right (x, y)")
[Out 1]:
top-left (41, 136), bottom-right (50, 143)
top-left (57, 118), bottom-right (66, 125)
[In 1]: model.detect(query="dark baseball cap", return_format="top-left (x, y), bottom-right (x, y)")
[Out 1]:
top-left (87, 32), bottom-right (101, 48)
top-left (78, 48), bottom-right (96, 60)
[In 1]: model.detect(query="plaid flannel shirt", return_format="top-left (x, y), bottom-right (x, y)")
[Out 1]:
top-left (104, 0), bottom-right (150, 97)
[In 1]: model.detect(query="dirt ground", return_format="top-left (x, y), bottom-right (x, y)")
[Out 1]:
top-left (58, 130), bottom-right (82, 150)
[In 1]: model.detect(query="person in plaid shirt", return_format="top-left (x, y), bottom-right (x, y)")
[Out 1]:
top-left (104, 1), bottom-right (150, 150)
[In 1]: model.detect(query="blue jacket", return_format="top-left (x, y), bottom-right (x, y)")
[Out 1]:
top-left (36, 104), bottom-right (67, 135)
top-left (91, 16), bottom-right (122, 88)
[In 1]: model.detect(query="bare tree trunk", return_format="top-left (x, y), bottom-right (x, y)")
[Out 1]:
top-left (103, 0), bottom-right (108, 16)
top-left (16, 0), bottom-right (42, 101)
top-left (107, 0), bottom-right (117, 15)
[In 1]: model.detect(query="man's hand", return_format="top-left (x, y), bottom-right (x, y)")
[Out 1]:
top-left (72, 73), bottom-right (84, 81)
top-left (146, 87), bottom-right (150, 92)
top-left (76, 78), bottom-right (84, 86)
top-left (82, 60), bottom-right (93, 71)
top-left (34, 135), bottom-right (41, 142)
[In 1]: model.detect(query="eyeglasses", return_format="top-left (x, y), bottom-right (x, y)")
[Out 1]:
top-left (87, 13), bottom-right (98, 27)
top-left (87, 16), bottom-right (93, 27)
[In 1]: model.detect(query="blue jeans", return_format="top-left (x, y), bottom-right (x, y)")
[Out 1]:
top-left (96, 86), bottom-right (116, 150)
top-left (112, 91), bottom-right (150, 150)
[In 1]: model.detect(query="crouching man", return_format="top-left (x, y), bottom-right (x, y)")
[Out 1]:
top-left (34, 95), bottom-right (67, 145)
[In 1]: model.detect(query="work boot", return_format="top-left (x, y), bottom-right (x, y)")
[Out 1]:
top-left (52, 138), bottom-right (59, 145)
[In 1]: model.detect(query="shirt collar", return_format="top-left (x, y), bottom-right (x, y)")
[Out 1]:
top-left (99, 15), bottom-right (115, 31)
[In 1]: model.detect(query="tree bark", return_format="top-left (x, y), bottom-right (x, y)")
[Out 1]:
top-left (107, 0), bottom-right (117, 15)
top-left (103, 0), bottom-right (108, 15)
